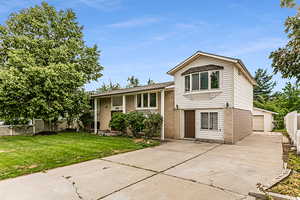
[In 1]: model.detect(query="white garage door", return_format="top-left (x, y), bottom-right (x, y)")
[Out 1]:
top-left (253, 115), bottom-right (264, 131)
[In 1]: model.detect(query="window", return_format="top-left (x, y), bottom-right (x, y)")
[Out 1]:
top-left (192, 73), bottom-right (199, 91)
top-left (112, 96), bottom-right (123, 107)
top-left (210, 71), bottom-right (220, 89)
top-left (200, 72), bottom-right (209, 90)
top-left (200, 112), bottom-right (218, 130)
top-left (136, 92), bottom-right (157, 109)
top-left (137, 94), bottom-right (142, 108)
top-left (185, 75), bottom-right (190, 92)
top-left (201, 112), bottom-right (209, 129)
top-left (143, 93), bottom-right (148, 107)
top-left (184, 71), bottom-right (220, 93)
top-left (210, 112), bottom-right (218, 130)
top-left (150, 93), bottom-right (157, 107)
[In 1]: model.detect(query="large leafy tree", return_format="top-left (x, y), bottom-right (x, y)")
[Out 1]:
top-left (0, 2), bottom-right (102, 124)
top-left (270, 0), bottom-right (300, 80)
top-left (253, 68), bottom-right (276, 101)
top-left (126, 76), bottom-right (140, 88)
top-left (97, 81), bottom-right (121, 93)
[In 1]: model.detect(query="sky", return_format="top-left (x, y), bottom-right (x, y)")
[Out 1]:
top-left (0, 0), bottom-right (297, 92)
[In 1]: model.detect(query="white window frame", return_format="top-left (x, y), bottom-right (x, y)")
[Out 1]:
top-left (135, 91), bottom-right (158, 110)
top-left (184, 70), bottom-right (222, 93)
top-left (200, 111), bottom-right (219, 131)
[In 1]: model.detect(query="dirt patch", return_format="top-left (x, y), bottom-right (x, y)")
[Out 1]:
top-left (28, 164), bottom-right (38, 169)
top-left (0, 150), bottom-right (14, 153)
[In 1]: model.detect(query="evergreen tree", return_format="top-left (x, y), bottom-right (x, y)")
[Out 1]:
top-left (253, 68), bottom-right (276, 101)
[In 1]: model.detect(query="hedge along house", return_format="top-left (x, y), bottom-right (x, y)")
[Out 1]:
top-left (91, 51), bottom-right (257, 144)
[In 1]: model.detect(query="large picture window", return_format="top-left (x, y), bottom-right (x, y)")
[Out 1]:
top-left (200, 112), bottom-right (218, 130)
top-left (136, 92), bottom-right (157, 109)
top-left (184, 70), bottom-right (220, 93)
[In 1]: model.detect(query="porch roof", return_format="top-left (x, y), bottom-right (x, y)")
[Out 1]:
top-left (91, 81), bottom-right (174, 98)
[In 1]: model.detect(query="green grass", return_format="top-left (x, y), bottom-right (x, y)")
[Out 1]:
top-left (269, 151), bottom-right (300, 197)
top-left (272, 129), bottom-right (287, 133)
top-left (0, 132), bottom-right (159, 180)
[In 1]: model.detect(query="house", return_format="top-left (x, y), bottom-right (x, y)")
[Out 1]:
top-left (91, 51), bottom-right (256, 144)
top-left (253, 107), bottom-right (277, 132)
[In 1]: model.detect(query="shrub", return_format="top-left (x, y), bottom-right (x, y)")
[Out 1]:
top-left (79, 110), bottom-right (93, 130)
top-left (109, 112), bottom-right (127, 132)
top-left (125, 112), bottom-right (145, 137)
top-left (143, 113), bottom-right (163, 139)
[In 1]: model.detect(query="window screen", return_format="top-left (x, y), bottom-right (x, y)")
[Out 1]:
top-left (200, 72), bottom-right (208, 90)
top-left (211, 71), bottom-right (220, 89)
top-left (112, 96), bottom-right (123, 106)
top-left (137, 94), bottom-right (142, 108)
top-left (209, 112), bottom-right (218, 130)
top-left (143, 93), bottom-right (148, 107)
top-left (185, 75), bottom-right (190, 92)
top-left (201, 112), bottom-right (209, 129)
top-left (192, 73), bottom-right (200, 91)
top-left (150, 93), bottom-right (157, 107)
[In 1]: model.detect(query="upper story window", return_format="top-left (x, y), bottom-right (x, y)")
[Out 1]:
top-left (136, 92), bottom-right (157, 109)
top-left (184, 70), bottom-right (220, 93)
top-left (112, 96), bottom-right (123, 107)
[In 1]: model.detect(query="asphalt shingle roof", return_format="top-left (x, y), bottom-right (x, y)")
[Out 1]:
top-left (91, 81), bottom-right (174, 97)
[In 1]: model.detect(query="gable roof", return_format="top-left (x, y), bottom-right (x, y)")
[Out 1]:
top-left (167, 51), bottom-right (256, 85)
top-left (91, 81), bottom-right (174, 98)
top-left (253, 107), bottom-right (278, 115)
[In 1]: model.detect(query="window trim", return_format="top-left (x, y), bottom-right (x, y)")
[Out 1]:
top-left (135, 91), bottom-right (158, 110)
top-left (200, 111), bottom-right (219, 131)
top-left (184, 70), bottom-right (221, 93)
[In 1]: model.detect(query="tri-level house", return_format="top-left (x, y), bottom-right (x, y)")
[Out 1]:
top-left (91, 51), bottom-right (256, 144)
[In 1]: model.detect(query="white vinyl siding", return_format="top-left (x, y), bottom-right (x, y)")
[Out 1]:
top-left (252, 108), bottom-right (275, 132)
top-left (233, 67), bottom-right (253, 111)
top-left (195, 109), bottom-right (224, 140)
top-left (174, 55), bottom-right (234, 109)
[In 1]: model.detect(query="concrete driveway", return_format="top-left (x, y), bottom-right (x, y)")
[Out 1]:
top-left (0, 133), bottom-right (283, 200)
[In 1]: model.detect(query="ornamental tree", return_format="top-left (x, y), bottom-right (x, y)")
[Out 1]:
top-left (0, 2), bottom-right (102, 125)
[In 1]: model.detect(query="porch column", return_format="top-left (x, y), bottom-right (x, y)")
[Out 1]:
top-left (123, 95), bottom-right (126, 113)
top-left (160, 89), bottom-right (165, 140)
top-left (94, 98), bottom-right (98, 134)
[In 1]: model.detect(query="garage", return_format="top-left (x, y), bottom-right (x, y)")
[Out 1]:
top-left (253, 107), bottom-right (277, 132)
top-left (253, 115), bottom-right (264, 131)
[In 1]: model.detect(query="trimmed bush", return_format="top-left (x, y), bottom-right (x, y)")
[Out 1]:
top-left (109, 112), bottom-right (127, 132)
top-left (143, 113), bottom-right (163, 139)
top-left (126, 112), bottom-right (145, 137)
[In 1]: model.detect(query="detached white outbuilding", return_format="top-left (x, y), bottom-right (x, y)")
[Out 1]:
top-left (253, 107), bottom-right (277, 132)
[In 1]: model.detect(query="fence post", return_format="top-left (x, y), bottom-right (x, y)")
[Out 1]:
top-left (297, 131), bottom-right (300, 155)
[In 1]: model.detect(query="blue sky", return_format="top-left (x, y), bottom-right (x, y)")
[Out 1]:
top-left (0, 0), bottom-right (297, 91)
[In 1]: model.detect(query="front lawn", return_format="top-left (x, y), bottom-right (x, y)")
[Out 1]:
top-left (0, 132), bottom-right (159, 180)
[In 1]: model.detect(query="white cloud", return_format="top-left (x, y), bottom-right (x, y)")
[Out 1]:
top-left (0, 0), bottom-right (40, 15)
top-left (218, 37), bottom-right (287, 57)
top-left (107, 17), bottom-right (160, 28)
top-left (77, 0), bottom-right (122, 11)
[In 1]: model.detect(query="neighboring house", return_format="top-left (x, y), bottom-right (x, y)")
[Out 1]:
top-left (253, 107), bottom-right (277, 132)
top-left (91, 51), bottom-right (256, 144)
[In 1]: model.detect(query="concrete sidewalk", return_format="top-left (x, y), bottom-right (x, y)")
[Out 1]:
top-left (0, 133), bottom-right (283, 200)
